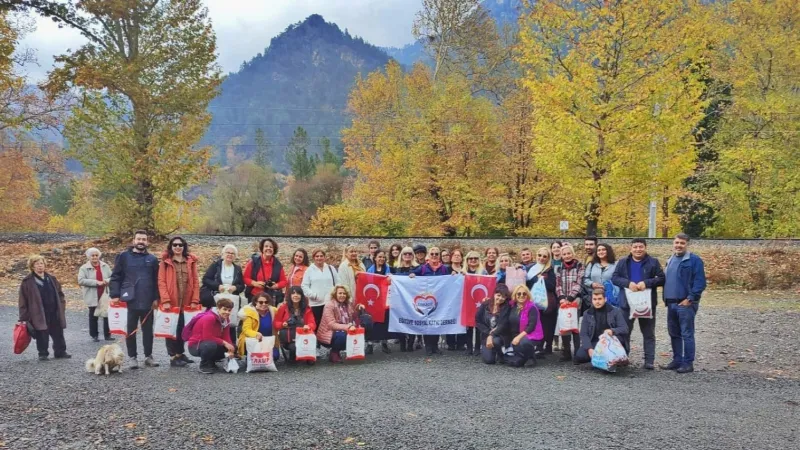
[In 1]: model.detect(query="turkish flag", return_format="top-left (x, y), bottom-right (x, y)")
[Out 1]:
top-left (461, 274), bottom-right (497, 327)
top-left (355, 272), bottom-right (390, 323)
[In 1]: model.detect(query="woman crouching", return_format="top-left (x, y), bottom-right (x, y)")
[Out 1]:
top-left (316, 285), bottom-right (365, 363)
top-left (187, 297), bottom-right (235, 374)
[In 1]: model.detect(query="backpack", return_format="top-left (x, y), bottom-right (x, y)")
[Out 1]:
top-left (181, 309), bottom-right (213, 341)
top-left (603, 280), bottom-right (620, 307)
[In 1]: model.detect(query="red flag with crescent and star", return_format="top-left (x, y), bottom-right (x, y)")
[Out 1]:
top-left (461, 274), bottom-right (497, 327)
top-left (355, 272), bottom-right (390, 323)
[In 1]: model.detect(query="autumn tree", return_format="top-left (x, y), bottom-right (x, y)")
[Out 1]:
top-left (705, 0), bottom-right (800, 237)
top-left (4, 0), bottom-right (222, 235)
top-left (202, 162), bottom-right (283, 235)
top-left (312, 62), bottom-right (502, 236)
top-left (253, 127), bottom-right (271, 169)
top-left (518, 0), bottom-right (710, 235)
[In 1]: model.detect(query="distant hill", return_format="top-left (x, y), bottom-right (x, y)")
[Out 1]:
top-left (381, 0), bottom-right (523, 67)
top-left (202, 14), bottom-right (391, 171)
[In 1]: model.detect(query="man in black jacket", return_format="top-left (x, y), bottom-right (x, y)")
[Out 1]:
top-left (611, 238), bottom-right (665, 370)
top-left (574, 289), bottom-right (629, 364)
top-left (110, 230), bottom-right (160, 370)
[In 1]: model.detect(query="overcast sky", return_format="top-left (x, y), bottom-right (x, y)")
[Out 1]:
top-left (18, 0), bottom-right (422, 81)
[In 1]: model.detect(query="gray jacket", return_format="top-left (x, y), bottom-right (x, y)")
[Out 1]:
top-left (583, 262), bottom-right (617, 289)
top-left (77, 261), bottom-right (113, 307)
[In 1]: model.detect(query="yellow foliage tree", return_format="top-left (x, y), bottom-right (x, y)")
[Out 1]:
top-left (517, 0), bottom-right (711, 236)
top-left (707, 0), bottom-right (800, 237)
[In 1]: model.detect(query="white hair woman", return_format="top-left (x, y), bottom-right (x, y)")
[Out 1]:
top-left (201, 244), bottom-right (245, 344)
top-left (78, 248), bottom-right (113, 342)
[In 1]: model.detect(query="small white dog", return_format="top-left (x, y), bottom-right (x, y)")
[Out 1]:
top-left (85, 344), bottom-right (125, 376)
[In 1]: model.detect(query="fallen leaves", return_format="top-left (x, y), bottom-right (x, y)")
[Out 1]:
top-left (344, 437), bottom-right (355, 443)
top-left (124, 422), bottom-right (137, 429)
top-left (555, 375), bottom-right (566, 381)
top-left (134, 436), bottom-right (147, 445)
top-left (201, 435), bottom-right (215, 444)
top-left (168, 388), bottom-right (178, 393)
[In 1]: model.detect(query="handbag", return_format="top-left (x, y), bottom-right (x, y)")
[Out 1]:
top-left (95, 293), bottom-right (110, 318)
top-left (13, 322), bottom-right (32, 354)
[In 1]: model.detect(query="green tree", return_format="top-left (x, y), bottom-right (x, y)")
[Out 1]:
top-left (286, 126), bottom-right (317, 180)
top-left (254, 127), bottom-right (271, 168)
top-left (7, 0), bottom-right (223, 235)
top-left (320, 136), bottom-right (341, 167)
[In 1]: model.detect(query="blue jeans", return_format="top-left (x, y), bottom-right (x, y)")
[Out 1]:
top-left (667, 303), bottom-right (698, 364)
top-left (325, 331), bottom-right (347, 352)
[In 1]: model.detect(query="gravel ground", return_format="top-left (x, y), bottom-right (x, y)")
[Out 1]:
top-left (1, 292), bottom-right (799, 449)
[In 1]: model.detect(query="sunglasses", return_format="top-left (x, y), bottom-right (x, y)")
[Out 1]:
top-left (430, 253), bottom-right (440, 256)
top-left (256, 300), bottom-right (269, 305)
top-left (537, 254), bottom-right (548, 257)
top-left (402, 252), bottom-right (412, 255)
top-left (172, 243), bottom-right (184, 248)
top-left (515, 293), bottom-right (527, 297)
top-left (467, 257), bottom-right (478, 260)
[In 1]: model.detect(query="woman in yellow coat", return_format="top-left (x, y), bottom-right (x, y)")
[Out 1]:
top-left (237, 292), bottom-right (280, 359)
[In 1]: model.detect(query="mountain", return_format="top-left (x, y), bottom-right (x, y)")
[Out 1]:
top-left (202, 14), bottom-right (391, 170)
top-left (381, 0), bottom-right (523, 67)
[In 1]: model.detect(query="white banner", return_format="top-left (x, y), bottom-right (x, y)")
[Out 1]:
top-left (388, 275), bottom-right (466, 335)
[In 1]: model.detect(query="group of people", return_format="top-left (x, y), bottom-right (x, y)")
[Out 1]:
top-left (17, 231), bottom-right (706, 375)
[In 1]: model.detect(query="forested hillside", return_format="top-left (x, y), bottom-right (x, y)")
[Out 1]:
top-left (202, 14), bottom-right (391, 171)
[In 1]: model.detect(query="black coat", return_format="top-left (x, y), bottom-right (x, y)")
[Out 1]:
top-left (200, 259), bottom-right (245, 308)
top-left (109, 248), bottom-right (159, 310)
top-left (475, 302), bottom-right (511, 340)
top-left (579, 305), bottom-right (628, 351)
top-left (611, 254), bottom-right (665, 311)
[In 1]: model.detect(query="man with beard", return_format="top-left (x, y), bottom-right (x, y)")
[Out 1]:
top-left (110, 230), bottom-right (161, 370)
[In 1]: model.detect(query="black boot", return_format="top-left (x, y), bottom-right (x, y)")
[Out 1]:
top-left (560, 347), bottom-right (572, 362)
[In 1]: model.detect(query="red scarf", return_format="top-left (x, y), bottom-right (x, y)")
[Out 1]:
top-left (95, 264), bottom-right (105, 298)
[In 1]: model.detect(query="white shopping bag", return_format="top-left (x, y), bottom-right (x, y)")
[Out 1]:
top-left (214, 293), bottom-right (241, 326)
top-left (108, 303), bottom-right (128, 336)
top-left (345, 327), bottom-right (366, 360)
top-left (224, 357), bottom-right (241, 373)
top-left (625, 288), bottom-right (653, 319)
top-left (591, 334), bottom-right (629, 372)
top-left (295, 329), bottom-right (317, 362)
top-left (557, 302), bottom-right (579, 335)
top-left (245, 336), bottom-right (277, 372)
top-left (532, 277), bottom-right (548, 310)
top-left (154, 307), bottom-right (180, 339)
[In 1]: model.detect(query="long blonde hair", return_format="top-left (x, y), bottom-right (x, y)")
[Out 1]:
top-left (464, 250), bottom-right (484, 274)
top-left (395, 246), bottom-right (418, 268)
top-left (534, 247), bottom-right (552, 275)
top-left (511, 284), bottom-right (532, 307)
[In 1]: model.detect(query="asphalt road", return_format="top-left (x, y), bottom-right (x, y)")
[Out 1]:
top-left (0, 306), bottom-right (798, 450)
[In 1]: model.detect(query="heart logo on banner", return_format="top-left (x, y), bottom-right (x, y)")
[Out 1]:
top-left (413, 294), bottom-right (438, 316)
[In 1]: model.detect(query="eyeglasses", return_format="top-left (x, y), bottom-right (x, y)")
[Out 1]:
top-left (467, 257), bottom-right (478, 261)
top-left (537, 254), bottom-right (548, 258)
top-left (402, 252), bottom-right (412, 256)
top-left (430, 253), bottom-right (440, 256)
top-left (256, 300), bottom-right (269, 305)
top-left (515, 293), bottom-right (527, 297)
top-left (172, 243), bottom-right (184, 248)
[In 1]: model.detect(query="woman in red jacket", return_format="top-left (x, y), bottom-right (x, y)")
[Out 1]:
top-left (274, 286), bottom-right (317, 363)
top-left (243, 238), bottom-right (288, 304)
top-left (187, 297), bottom-right (235, 374)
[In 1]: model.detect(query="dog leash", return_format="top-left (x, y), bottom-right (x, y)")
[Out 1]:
top-left (124, 309), bottom-right (153, 338)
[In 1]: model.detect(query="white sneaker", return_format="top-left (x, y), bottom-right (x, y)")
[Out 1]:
top-left (127, 357), bottom-right (139, 370)
top-left (317, 347), bottom-right (330, 358)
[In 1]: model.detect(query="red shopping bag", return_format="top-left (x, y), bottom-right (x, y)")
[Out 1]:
top-left (13, 322), bottom-right (32, 354)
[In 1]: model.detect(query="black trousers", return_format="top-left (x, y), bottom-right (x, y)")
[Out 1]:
top-left (35, 318), bottom-right (67, 357)
top-left (561, 332), bottom-right (581, 357)
top-left (423, 335), bottom-right (439, 352)
top-left (166, 311), bottom-right (186, 357)
top-left (88, 307), bottom-right (111, 338)
top-left (541, 312), bottom-right (557, 352)
top-left (125, 309), bottom-right (154, 358)
top-left (189, 341), bottom-right (226, 367)
top-left (507, 337), bottom-right (540, 367)
top-left (625, 314), bottom-right (657, 364)
top-left (574, 346), bottom-right (592, 364)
